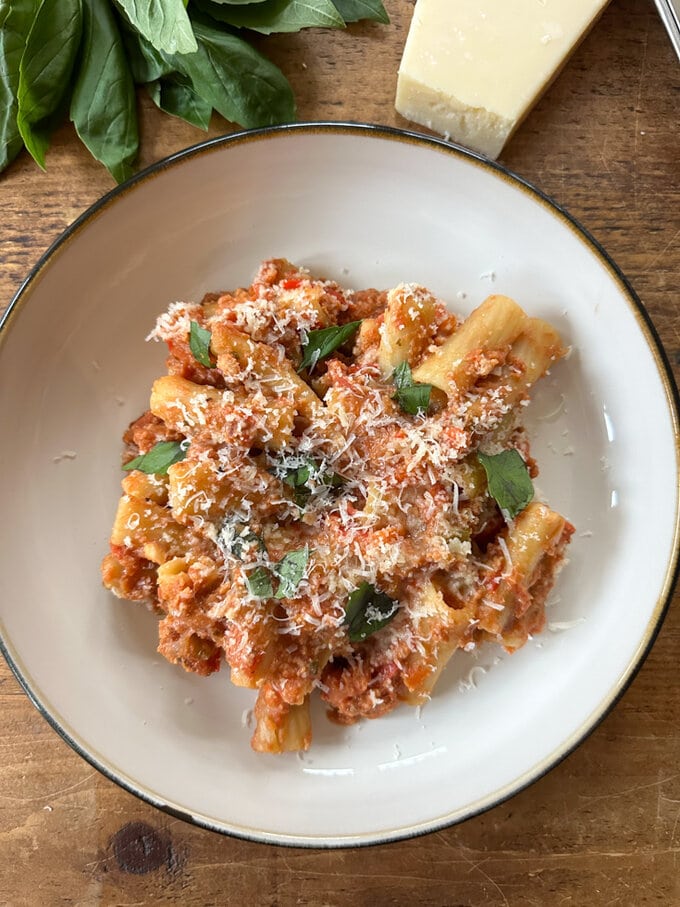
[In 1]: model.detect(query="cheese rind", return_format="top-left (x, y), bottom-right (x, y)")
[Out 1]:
top-left (396, 0), bottom-right (610, 159)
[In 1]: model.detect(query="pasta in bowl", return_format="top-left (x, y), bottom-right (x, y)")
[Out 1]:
top-left (102, 257), bottom-right (573, 753)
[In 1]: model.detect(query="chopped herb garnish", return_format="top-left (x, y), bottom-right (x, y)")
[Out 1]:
top-left (299, 320), bottom-right (362, 373)
top-left (189, 320), bottom-right (213, 368)
top-left (274, 547), bottom-right (309, 599)
top-left (246, 567), bottom-right (274, 599)
top-left (245, 547), bottom-right (309, 600)
top-left (275, 455), bottom-right (345, 509)
top-left (123, 440), bottom-right (187, 475)
top-left (392, 361), bottom-right (433, 416)
top-left (344, 582), bottom-right (399, 642)
top-left (282, 461), bottom-right (313, 489)
top-left (232, 530), bottom-right (265, 561)
top-left (477, 449), bottom-right (534, 520)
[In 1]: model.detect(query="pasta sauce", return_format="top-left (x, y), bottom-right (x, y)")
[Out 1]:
top-left (102, 259), bottom-right (573, 752)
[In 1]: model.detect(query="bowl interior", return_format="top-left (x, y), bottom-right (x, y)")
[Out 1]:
top-left (1, 126), bottom-right (677, 845)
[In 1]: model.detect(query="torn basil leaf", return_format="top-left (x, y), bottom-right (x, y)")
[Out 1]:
top-left (275, 455), bottom-right (344, 509)
top-left (391, 360), bottom-right (432, 415)
top-left (477, 449), bottom-right (534, 520)
top-left (274, 547), bottom-right (309, 599)
top-left (189, 320), bottom-right (213, 368)
top-left (246, 566), bottom-right (274, 599)
top-left (231, 530), bottom-right (265, 561)
top-left (281, 460), bottom-right (313, 489)
top-left (123, 439), bottom-right (187, 475)
top-left (299, 320), bottom-right (361, 372)
top-left (344, 582), bottom-right (398, 642)
top-left (331, 0), bottom-right (389, 23)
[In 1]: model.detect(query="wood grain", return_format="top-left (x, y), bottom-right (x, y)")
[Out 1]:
top-left (1, 1), bottom-right (679, 904)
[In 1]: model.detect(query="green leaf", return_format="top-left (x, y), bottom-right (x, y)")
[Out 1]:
top-left (231, 529), bottom-right (265, 560)
top-left (273, 547), bottom-right (309, 599)
top-left (273, 455), bottom-right (344, 509)
top-left (195, 0), bottom-right (344, 35)
top-left (0, 0), bottom-right (40, 172)
top-left (114, 0), bottom-right (197, 54)
top-left (119, 20), bottom-right (175, 82)
top-left (246, 566), bottom-right (274, 598)
top-left (147, 74), bottom-right (212, 129)
top-left (123, 439), bottom-right (188, 474)
top-left (331, 0), bottom-right (388, 23)
top-left (16, 0), bottom-right (83, 170)
top-left (477, 449), bottom-right (534, 520)
top-left (281, 460), bottom-right (313, 488)
top-left (344, 582), bottom-right (398, 642)
top-left (391, 361), bottom-right (432, 416)
top-left (189, 320), bottom-right (213, 366)
top-left (176, 18), bottom-right (294, 127)
top-left (298, 320), bottom-right (361, 372)
top-left (70, 0), bottom-right (139, 184)
top-left (208, 0), bottom-right (270, 5)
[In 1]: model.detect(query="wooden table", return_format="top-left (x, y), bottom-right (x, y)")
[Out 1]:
top-left (1, 1), bottom-right (679, 903)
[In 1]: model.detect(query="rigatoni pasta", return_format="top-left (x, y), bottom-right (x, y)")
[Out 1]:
top-left (102, 259), bottom-right (573, 753)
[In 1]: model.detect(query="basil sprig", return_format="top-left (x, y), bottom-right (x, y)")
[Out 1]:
top-left (344, 582), bottom-right (399, 642)
top-left (123, 439), bottom-right (187, 475)
top-left (189, 320), bottom-right (213, 368)
top-left (246, 546), bottom-right (309, 600)
top-left (299, 321), bottom-right (362, 373)
top-left (477, 449), bottom-right (534, 520)
top-left (392, 361), bottom-right (433, 416)
top-left (1, 0), bottom-right (388, 182)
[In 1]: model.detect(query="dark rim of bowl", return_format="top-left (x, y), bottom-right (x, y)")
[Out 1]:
top-left (1, 121), bottom-right (679, 849)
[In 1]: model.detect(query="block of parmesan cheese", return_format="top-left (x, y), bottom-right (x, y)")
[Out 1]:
top-left (395, 0), bottom-right (611, 159)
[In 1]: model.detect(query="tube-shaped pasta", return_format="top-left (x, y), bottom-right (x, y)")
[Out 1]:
top-left (150, 374), bottom-right (297, 450)
top-left (401, 581), bottom-right (475, 703)
top-left (505, 501), bottom-right (568, 583)
top-left (464, 318), bottom-right (566, 432)
top-left (251, 686), bottom-right (312, 753)
top-left (111, 494), bottom-right (190, 564)
top-left (476, 502), bottom-right (573, 650)
top-left (212, 322), bottom-right (324, 421)
top-left (378, 284), bottom-right (439, 375)
top-left (412, 295), bottom-right (527, 394)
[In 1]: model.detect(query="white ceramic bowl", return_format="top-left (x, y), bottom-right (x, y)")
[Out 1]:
top-left (1, 124), bottom-right (678, 847)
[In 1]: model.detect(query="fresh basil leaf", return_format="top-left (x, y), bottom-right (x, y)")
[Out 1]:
top-left (391, 361), bottom-right (432, 416)
top-left (195, 0), bottom-right (344, 35)
top-left (207, 0), bottom-right (270, 5)
top-left (246, 566), bottom-right (274, 598)
top-left (231, 529), bottom-right (265, 560)
top-left (123, 439), bottom-right (188, 474)
top-left (114, 0), bottom-right (197, 54)
top-left (321, 470), bottom-right (345, 488)
top-left (281, 461), bottom-right (313, 488)
top-left (331, 0), bottom-right (388, 23)
top-left (273, 547), bottom-right (309, 599)
top-left (189, 320), bottom-right (213, 366)
top-left (118, 19), bottom-right (175, 82)
top-left (176, 18), bottom-right (294, 127)
top-left (392, 360), bottom-right (412, 391)
top-left (344, 582), bottom-right (398, 642)
top-left (70, 0), bottom-right (138, 184)
top-left (16, 0), bottom-right (82, 170)
top-left (298, 320), bottom-right (361, 372)
top-left (0, 0), bottom-right (40, 172)
top-left (395, 383), bottom-right (432, 416)
top-left (477, 449), bottom-right (534, 520)
top-left (147, 74), bottom-right (212, 129)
